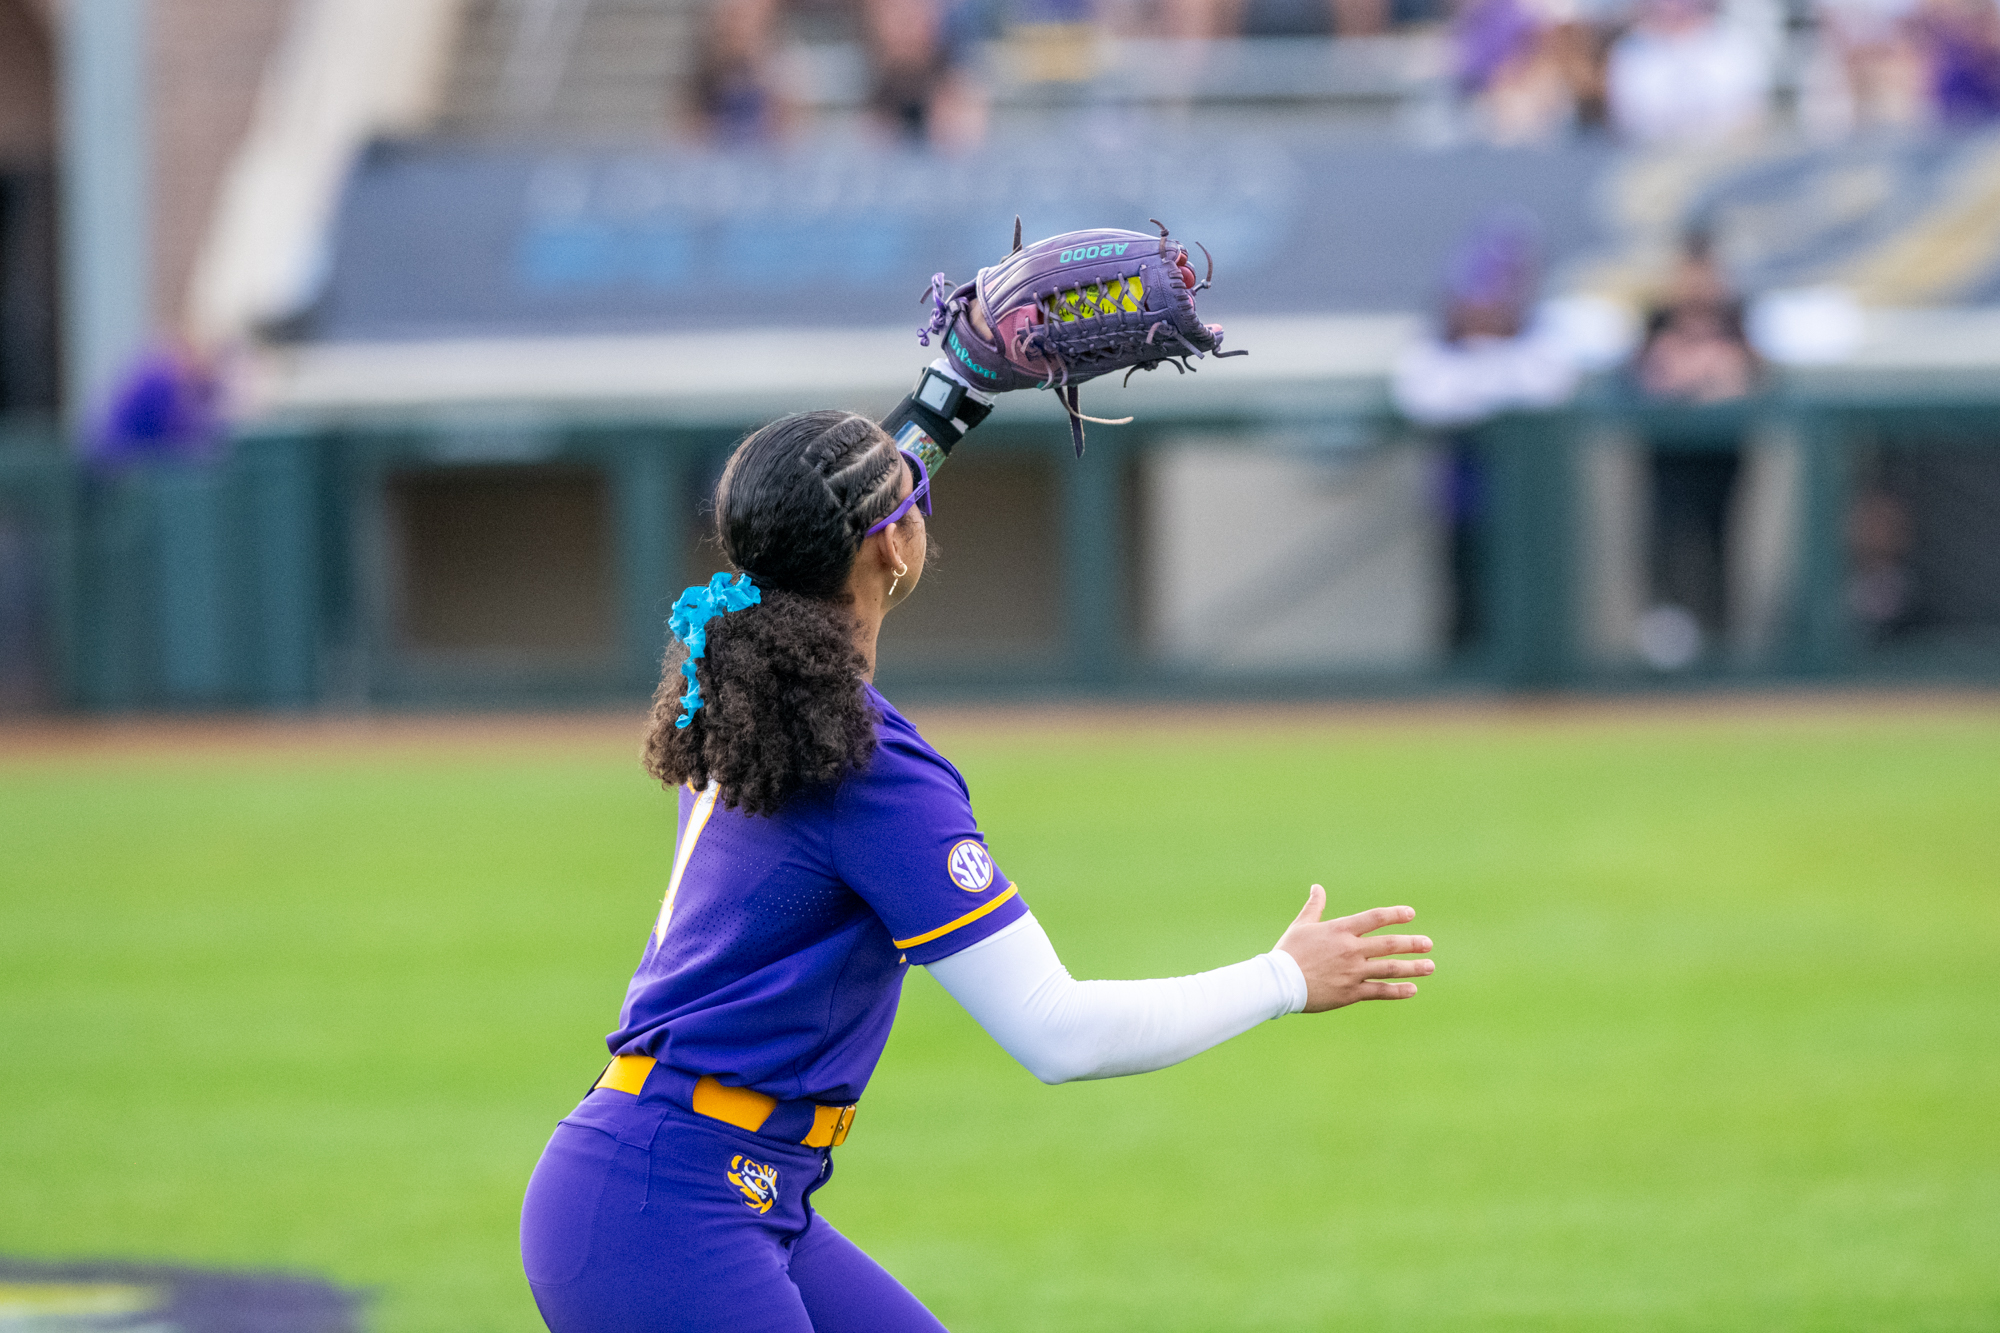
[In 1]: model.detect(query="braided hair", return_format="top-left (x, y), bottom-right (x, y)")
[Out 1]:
top-left (643, 411), bottom-right (912, 815)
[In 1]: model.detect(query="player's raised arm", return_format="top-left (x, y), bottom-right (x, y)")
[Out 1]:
top-left (926, 889), bottom-right (1434, 1085)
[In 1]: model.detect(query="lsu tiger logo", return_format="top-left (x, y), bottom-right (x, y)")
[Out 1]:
top-left (946, 839), bottom-right (995, 892)
top-left (728, 1155), bottom-right (780, 1214)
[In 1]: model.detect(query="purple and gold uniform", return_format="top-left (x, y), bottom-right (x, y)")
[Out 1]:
top-left (521, 686), bottom-right (1025, 1333)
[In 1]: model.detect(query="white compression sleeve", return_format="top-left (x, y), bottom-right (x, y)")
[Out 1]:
top-left (925, 913), bottom-right (1309, 1085)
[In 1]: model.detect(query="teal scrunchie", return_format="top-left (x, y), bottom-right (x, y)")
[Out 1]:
top-left (668, 571), bottom-right (761, 728)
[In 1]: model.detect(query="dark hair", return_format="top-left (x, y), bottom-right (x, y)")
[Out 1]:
top-left (643, 410), bottom-right (910, 816)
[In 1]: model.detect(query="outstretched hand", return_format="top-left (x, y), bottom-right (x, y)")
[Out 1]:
top-left (1274, 885), bottom-right (1434, 1014)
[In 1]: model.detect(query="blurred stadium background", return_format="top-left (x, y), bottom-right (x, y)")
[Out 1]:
top-left (1, 0), bottom-right (1999, 711)
top-left (3, 4), bottom-right (2000, 1333)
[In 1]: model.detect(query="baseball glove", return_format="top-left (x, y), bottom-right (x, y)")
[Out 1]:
top-left (918, 218), bottom-right (1247, 456)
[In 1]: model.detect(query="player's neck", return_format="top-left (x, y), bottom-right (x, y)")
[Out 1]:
top-left (843, 544), bottom-right (903, 683)
top-left (852, 608), bottom-right (881, 682)
top-left (846, 568), bottom-right (888, 681)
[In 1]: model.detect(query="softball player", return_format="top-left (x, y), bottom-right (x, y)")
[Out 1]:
top-left (519, 364), bottom-right (1436, 1332)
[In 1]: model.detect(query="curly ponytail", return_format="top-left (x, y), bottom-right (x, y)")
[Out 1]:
top-left (643, 410), bottom-right (911, 816)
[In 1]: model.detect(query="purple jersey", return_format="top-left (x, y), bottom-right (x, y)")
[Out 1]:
top-left (607, 686), bottom-right (1026, 1106)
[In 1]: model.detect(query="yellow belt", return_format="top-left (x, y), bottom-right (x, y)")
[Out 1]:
top-left (595, 1054), bottom-right (858, 1148)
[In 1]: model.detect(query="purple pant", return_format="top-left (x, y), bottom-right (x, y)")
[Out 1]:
top-left (521, 1092), bottom-right (948, 1333)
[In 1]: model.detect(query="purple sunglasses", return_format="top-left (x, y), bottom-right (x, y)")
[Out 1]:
top-left (863, 448), bottom-right (932, 536)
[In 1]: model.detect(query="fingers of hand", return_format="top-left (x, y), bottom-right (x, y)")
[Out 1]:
top-left (1362, 957), bottom-right (1434, 981)
top-left (1359, 933), bottom-right (1433, 959)
top-left (1332, 905), bottom-right (1416, 936)
top-left (1292, 883), bottom-right (1327, 927)
top-left (1356, 981), bottom-right (1419, 1001)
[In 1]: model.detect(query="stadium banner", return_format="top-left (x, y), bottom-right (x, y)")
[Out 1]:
top-left (306, 130), bottom-right (2000, 342)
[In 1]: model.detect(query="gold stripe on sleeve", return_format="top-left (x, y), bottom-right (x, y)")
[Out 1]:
top-left (892, 886), bottom-right (1020, 951)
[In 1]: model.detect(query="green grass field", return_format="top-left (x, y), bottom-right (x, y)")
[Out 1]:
top-left (3, 703), bottom-right (1997, 1332)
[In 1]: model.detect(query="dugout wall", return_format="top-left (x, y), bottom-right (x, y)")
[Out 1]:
top-left (0, 418), bottom-right (70, 713)
top-left (18, 380), bottom-right (2000, 713)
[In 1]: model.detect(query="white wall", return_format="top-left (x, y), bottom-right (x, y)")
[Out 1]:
top-left (1146, 438), bottom-right (1447, 672)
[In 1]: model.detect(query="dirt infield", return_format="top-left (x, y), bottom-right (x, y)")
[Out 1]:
top-left (2, 687), bottom-right (1995, 764)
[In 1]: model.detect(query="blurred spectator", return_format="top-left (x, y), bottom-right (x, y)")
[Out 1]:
top-left (1144, 0), bottom-right (1419, 38)
top-left (865, 0), bottom-right (989, 146)
top-left (1334, 0), bottom-right (1393, 31)
top-left (1857, 448), bottom-right (2000, 641)
top-left (1810, 0), bottom-right (1927, 130)
top-left (1453, 0), bottom-right (1580, 141)
top-left (1394, 212), bottom-right (1598, 652)
top-left (1634, 231), bottom-right (1758, 403)
top-left (693, 0), bottom-right (786, 143)
top-left (1636, 300), bottom-right (1757, 398)
top-left (1544, 6), bottom-right (1615, 127)
top-left (1454, 0), bottom-right (1537, 91)
top-left (1393, 211), bottom-right (1596, 428)
top-left (1849, 486), bottom-right (1916, 634)
top-left (1235, 0), bottom-right (1390, 36)
top-left (1143, 0), bottom-right (1226, 38)
top-left (693, 0), bottom-right (989, 148)
top-left (1607, 0), bottom-right (1772, 143)
top-left (1455, 0), bottom-right (1566, 139)
top-left (1911, 0), bottom-right (2000, 123)
top-left (1638, 440), bottom-right (1737, 668)
top-left (89, 345), bottom-right (224, 470)
top-left (1138, 0), bottom-right (1465, 41)
top-left (1453, 0), bottom-right (1615, 143)
top-left (1632, 231), bottom-right (1757, 670)
top-left (920, 66), bottom-right (992, 147)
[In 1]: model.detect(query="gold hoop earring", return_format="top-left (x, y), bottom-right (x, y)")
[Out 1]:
top-left (889, 559), bottom-right (909, 599)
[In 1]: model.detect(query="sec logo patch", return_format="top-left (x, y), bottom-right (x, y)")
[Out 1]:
top-left (946, 839), bottom-right (995, 892)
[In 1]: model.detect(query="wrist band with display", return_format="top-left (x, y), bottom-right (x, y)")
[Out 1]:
top-left (880, 364), bottom-right (995, 474)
